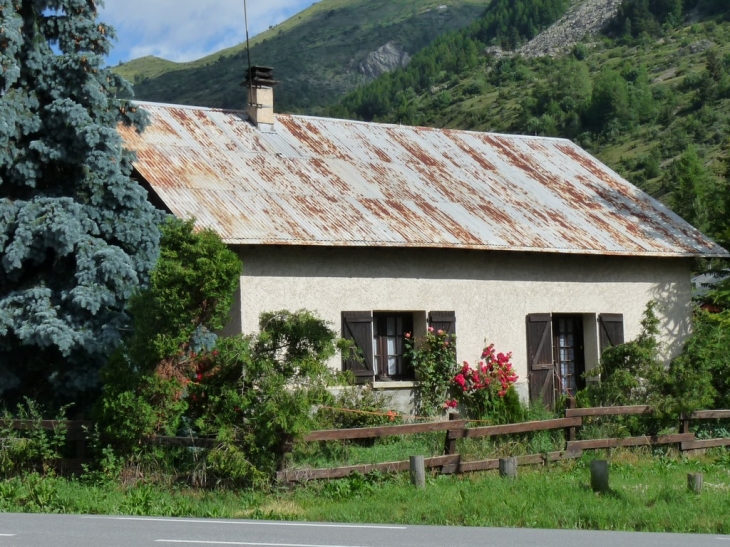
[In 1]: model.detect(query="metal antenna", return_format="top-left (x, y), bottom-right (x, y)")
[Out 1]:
top-left (244, 0), bottom-right (253, 106)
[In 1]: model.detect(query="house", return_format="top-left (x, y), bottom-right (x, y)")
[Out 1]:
top-left (118, 72), bottom-right (728, 411)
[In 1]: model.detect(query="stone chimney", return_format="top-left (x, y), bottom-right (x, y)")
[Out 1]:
top-left (244, 66), bottom-right (278, 129)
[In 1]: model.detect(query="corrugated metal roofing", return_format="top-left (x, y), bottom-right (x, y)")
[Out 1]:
top-left (119, 102), bottom-right (728, 258)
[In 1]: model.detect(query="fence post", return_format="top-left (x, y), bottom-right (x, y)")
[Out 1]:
top-left (443, 412), bottom-right (460, 455)
top-left (499, 457), bottom-right (518, 479)
top-left (679, 413), bottom-right (690, 435)
top-left (590, 460), bottom-right (609, 493)
top-left (410, 455), bottom-right (426, 489)
top-left (688, 473), bottom-right (703, 494)
top-left (565, 398), bottom-right (576, 443)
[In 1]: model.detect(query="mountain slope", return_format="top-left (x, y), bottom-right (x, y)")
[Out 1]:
top-left (116, 0), bottom-right (494, 113)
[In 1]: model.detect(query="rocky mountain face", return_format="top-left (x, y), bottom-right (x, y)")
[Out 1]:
top-left (486, 0), bottom-right (623, 59)
top-left (519, 0), bottom-right (623, 57)
top-left (359, 42), bottom-right (412, 79)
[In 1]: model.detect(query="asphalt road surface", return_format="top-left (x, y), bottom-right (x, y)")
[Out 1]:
top-left (0, 513), bottom-right (728, 547)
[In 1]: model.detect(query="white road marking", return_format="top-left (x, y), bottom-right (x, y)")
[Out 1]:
top-left (156, 542), bottom-right (369, 547)
top-left (716, 539), bottom-right (730, 541)
top-left (85, 517), bottom-right (406, 530)
top-left (0, 534), bottom-right (16, 536)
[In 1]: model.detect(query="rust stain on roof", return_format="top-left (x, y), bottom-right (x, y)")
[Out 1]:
top-left (117, 102), bottom-right (728, 258)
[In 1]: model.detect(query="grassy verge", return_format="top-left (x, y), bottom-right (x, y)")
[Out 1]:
top-left (2, 450), bottom-right (729, 533)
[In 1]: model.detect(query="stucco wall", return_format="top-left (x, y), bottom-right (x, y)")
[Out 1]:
top-left (226, 246), bottom-right (693, 402)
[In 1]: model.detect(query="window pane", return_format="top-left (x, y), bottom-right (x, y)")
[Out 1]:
top-left (396, 317), bottom-right (403, 334)
top-left (388, 356), bottom-right (396, 375)
top-left (387, 335), bottom-right (396, 356)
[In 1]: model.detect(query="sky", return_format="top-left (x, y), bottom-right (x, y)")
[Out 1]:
top-left (100, 0), bottom-right (318, 66)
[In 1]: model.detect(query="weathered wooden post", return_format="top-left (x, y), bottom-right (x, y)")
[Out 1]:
top-left (565, 397), bottom-right (577, 442)
top-left (410, 455), bottom-right (426, 489)
top-left (679, 413), bottom-right (690, 435)
top-left (590, 460), bottom-right (609, 493)
top-left (443, 412), bottom-right (460, 455)
top-left (688, 472), bottom-right (703, 494)
top-left (499, 457), bottom-right (518, 479)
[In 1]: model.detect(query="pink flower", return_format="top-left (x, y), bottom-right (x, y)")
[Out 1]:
top-left (428, 326), bottom-right (434, 333)
top-left (437, 329), bottom-right (444, 335)
top-left (405, 332), bottom-right (411, 339)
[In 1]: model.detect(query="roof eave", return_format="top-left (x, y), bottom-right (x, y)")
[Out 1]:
top-left (222, 238), bottom-right (729, 258)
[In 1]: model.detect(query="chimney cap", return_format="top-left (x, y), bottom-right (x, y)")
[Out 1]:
top-left (244, 65), bottom-right (279, 87)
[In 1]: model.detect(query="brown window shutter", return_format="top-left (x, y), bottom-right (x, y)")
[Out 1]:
top-left (598, 313), bottom-right (624, 354)
top-left (428, 311), bottom-right (456, 336)
top-left (526, 313), bottom-right (555, 409)
top-left (342, 311), bottom-right (374, 377)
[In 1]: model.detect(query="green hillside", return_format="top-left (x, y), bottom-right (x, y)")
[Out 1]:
top-left (332, 0), bottom-right (730, 245)
top-left (116, 0), bottom-right (494, 113)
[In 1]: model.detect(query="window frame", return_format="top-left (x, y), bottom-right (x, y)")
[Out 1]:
top-left (373, 312), bottom-right (415, 380)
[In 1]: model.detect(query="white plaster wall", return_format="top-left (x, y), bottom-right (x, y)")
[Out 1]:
top-left (229, 246), bottom-right (693, 399)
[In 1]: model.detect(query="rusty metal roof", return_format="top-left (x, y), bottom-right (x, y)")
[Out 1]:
top-left (119, 102), bottom-right (728, 257)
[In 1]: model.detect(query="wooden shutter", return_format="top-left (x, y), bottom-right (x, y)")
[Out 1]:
top-left (342, 311), bottom-right (374, 377)
top-left (598, 314), bottom-right (624, 354)
top-left (526, 313), bottom-right (556, 409)
top-left (429, 311), bottom-right (456, 336)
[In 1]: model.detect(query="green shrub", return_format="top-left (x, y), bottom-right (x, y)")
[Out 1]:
top-left (0, 400), bottom-right (68, 477)
top-left (96, 217), bottom-right (242, 450)
top-left (580, 302), bottom-right (664, 409)
top-left (578, 300), bottom-right (718, 431)
top-left (406, 328), bottom-right (457, 416)
top-left (187, 310), bottom-right (340, 487)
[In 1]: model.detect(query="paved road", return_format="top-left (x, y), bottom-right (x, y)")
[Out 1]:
top-left (0, 513), bottom-right (728, 547)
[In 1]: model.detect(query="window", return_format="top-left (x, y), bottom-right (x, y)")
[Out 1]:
top-left (373, 313), bottom-right (413, 379)
top-left (342, 310), bottom-right (455, 381)
top-left (526, 313), bottom-right (623, 409)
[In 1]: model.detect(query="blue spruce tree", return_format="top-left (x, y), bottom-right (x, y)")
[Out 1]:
top-left (0, 0), bottom-right (162, 408)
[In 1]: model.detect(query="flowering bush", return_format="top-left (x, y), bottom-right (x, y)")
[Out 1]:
top-left (405, 327), bottom-right (457, 416)
top-left (453, 344), bottom-right (522, 422)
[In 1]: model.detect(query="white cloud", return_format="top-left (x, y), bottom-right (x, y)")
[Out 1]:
top-left (100, 0), bottom-right (316, 64)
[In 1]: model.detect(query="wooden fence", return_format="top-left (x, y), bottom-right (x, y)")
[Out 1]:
top-left (276, 406), bottom-right (730, 483)
top-left (3, 408), bottom-right (730, 480)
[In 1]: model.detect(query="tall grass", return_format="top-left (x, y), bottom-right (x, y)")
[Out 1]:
top-left (2, 451), bottom-right (729, 533)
